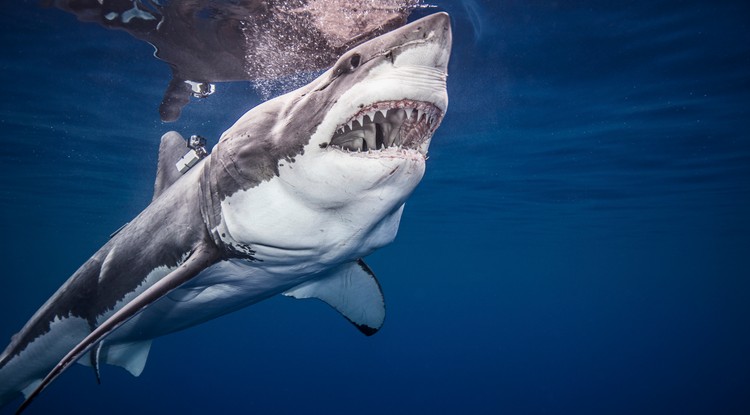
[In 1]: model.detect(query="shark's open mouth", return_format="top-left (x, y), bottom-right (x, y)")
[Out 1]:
top-left (326, 100), bottom-right (443, 155)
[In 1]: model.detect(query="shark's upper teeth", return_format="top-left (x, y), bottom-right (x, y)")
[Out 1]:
top-left (328, 100), bottom-right (442, 155)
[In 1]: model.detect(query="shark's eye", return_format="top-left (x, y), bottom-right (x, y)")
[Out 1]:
top-left (330, 53), bottom-right (362, 80)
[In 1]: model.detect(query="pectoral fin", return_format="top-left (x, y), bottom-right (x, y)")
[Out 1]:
top-left (284, 259), bottom-right (385, 336)
top-left (16, 244), bottom-right (220, 414)
top-left (79, 340), bottom-right (152, 378)
top-left (103, 340), bottom-right (152, 377)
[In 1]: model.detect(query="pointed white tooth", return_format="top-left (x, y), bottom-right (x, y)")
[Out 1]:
top-left (357, 115), bottom-right (364, 126)
top-left (378, 109), bottom-right (387, 119)
top-left (416, 109), bottom-right (424, 121)
top-left (419, 140), bottom-right (430, 155)
top-left (406, 108), bottom-right (414, 119)
top-left (347, 120), bottom-right (354, 130)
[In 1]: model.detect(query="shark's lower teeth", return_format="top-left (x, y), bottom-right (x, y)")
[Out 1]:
top-left (329, 102), bottom-right (441, 153)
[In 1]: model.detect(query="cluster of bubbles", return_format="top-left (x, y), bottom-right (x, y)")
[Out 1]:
top-left (239, 0), bottom-right (424, 99)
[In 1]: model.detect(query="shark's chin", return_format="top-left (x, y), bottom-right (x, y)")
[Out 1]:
top-left (325, 99), bottom-right (443, 156)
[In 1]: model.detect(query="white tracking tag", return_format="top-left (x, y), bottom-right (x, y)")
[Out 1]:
top-left (175, 149), bottom-right (201, 174)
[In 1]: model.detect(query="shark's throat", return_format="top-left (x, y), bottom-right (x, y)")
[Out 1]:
top-left (328, 100), bottom-right (443, 154)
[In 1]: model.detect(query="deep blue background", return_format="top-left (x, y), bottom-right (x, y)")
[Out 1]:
top-left (1, 0), bottom-right (749, 414)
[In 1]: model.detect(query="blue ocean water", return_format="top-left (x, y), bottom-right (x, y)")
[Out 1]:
top-left (1, 0), bottom-right (749, 414)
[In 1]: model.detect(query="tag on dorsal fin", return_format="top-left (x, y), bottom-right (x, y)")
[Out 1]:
top-left (153, 131), bottom-right (188, 201)
top-left (284, 259), bottom-right (385, 336)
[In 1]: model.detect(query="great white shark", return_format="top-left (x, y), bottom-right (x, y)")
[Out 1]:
top-left (0, 12), bottom-right (451, 413)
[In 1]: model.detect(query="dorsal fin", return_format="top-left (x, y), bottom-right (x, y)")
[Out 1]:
top-left (153, 131), bottom-right (187, 201)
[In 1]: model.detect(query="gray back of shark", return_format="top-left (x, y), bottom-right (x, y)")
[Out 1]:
top-left (0, 12), bottom-right (451, 413)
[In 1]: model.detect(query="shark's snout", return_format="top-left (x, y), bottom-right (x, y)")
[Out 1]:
top-left (318, 12), bottom-right (452, 159)
top-left (391, 12), bottom-right (452, 72)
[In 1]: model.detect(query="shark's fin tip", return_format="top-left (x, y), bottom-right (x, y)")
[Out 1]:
top-left (284, 258), bottom-right (385, 335)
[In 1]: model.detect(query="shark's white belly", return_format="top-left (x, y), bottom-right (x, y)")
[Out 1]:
top-left (108, 259), bottom-right (305, 343)
top-left (99, 195), bottom-right (406, 372)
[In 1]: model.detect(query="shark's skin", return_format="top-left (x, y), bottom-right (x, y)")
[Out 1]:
top-left (0, 12), bottom-right (451, 413)
top-left (46, 0), bottom-right (423, 121)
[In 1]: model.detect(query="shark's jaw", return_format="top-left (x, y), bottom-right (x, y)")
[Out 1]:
top-left (326, 99), bottom-right (443, 156)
